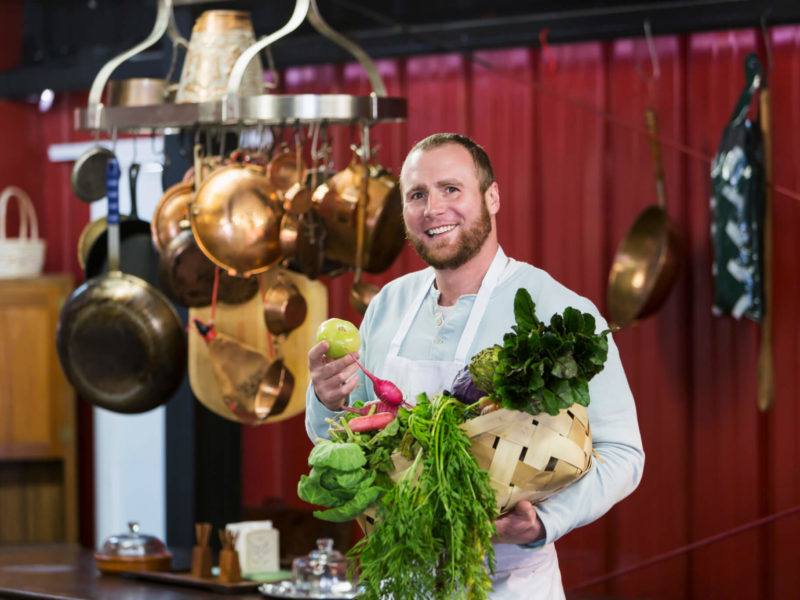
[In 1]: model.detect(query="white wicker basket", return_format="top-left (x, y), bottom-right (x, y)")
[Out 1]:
top-left (0, 186), bottom-right (46, 278)
top-left (358, 404), bottom-right (593, 533)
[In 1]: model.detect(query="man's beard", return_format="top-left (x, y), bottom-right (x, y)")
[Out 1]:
top-left (406, 200), bottom-right (492, 270)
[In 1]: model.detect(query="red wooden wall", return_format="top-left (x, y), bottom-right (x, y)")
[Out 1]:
top-left (2, 22), bottom-right (799, 599)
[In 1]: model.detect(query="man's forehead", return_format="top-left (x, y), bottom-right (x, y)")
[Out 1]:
top-left (401, 143), bottom-right (477, 184)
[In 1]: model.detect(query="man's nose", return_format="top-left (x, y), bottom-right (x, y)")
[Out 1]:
top-left (424, 191), bottom-right (446, 216)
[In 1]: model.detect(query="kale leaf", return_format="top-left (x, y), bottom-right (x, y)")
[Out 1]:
top-left (474, 288), bottom-right (610, 416)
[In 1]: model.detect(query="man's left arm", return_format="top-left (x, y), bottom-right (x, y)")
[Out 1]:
top-left (493, 334), bottom-right (643, 546)
top-left (529, 335), bottom-right (645, 545)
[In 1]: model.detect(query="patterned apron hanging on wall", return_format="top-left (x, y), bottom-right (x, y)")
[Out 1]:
top-left (709, 53), bottom-right (766, 322)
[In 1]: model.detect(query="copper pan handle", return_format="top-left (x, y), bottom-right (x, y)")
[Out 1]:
top-left (645, 108), bottom-right (667, 208)
top-left (757, 86), bottom-right (774, 411)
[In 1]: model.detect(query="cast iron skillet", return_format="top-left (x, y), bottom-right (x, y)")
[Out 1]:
top-left (57, 159), bottom-right (186, 414)
top-left (84, 162), bottom-right (160, 288)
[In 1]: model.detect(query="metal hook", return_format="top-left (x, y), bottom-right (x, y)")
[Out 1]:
top-left (292, 120), bottom-right (303, 149)
top-left (643, 20), bottom-right (660, 81)
top-left (359, 123), bottom-right (372, 162)
top-left (262, 46), bottom-right (280, 90)
top-left (309, 122), bottom-right (321, 160)
top-left (218, 127), bottom-right (227, 159)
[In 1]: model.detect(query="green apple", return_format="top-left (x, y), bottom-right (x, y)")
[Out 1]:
top-left (316, 318), bottom-right (360, 359)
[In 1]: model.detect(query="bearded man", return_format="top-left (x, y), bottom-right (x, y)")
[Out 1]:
top-left (305, 132), bottom-right (644, 599)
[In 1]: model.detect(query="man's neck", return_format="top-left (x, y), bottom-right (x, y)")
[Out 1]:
top-left (434, 238), bottom-right (499, 306)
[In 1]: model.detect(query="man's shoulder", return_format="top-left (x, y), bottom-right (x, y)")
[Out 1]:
top-left (363, 266), bottom-right (431, 319)
top-left (377, 266), bottom-right (432, 299)
top-left (505, 260), bottom-right (606, 326)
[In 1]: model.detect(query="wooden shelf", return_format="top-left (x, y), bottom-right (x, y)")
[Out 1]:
top-left (0, 275), bottom-right (77, 543)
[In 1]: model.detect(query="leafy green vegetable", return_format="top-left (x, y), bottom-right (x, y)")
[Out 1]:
top-left (297, 470), bottom-right (346, 506)
top-left (350, 393), bottom-right (497, 600)
top-left (313, 485), bottom-right (382, 523)
top-left (468, 346), bottom-right (501, 394)
top-left (307, 440), bottom-right (366, 470)
top-left (333, 468), bottom-right (374, 489)
top-left (301, 393), bottom-right (498, 599)
top-left (469, 288), bottom-right (610, 416)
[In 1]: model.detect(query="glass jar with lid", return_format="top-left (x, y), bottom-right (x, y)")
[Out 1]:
top-left (94, 521), bottom-right (172, 574)
top-left (291, 538), bottom-right (355, 595)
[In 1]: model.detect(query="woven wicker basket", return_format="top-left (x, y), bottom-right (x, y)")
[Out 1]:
top-left (357, 404), bottom-right (593, 533)
top-left (0, 186), bottom-right (46, 278)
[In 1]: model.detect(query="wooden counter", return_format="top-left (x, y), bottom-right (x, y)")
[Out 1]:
top-left (0, 544), bottom-right (265, 599)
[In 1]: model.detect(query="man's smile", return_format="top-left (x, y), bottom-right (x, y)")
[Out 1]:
top-left (425, 224), bottom-right (459, 237)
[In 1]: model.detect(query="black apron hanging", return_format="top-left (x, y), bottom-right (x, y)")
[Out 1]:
top-left (709, 53), bottom-right (766, 322)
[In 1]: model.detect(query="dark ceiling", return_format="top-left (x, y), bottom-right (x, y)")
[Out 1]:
top-left (2, 0), bottom-right (798, 97)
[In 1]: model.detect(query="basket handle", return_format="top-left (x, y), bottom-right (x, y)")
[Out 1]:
top-left (0, 186), bottom-right (38, 241)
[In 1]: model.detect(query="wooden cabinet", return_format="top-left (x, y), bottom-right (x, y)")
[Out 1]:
top-left (0, 276), bottom-right (77, 543)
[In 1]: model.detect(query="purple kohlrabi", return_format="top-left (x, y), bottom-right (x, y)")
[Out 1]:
top-left (450, 365), bottom-right (487, 404)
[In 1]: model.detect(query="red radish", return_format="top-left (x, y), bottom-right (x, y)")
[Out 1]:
top-left (353, 358), bottom-right (404, 406)
top-left (343, 400), bottom-right (408, 416)
top-left (348, 412), bottom-right (395, 432)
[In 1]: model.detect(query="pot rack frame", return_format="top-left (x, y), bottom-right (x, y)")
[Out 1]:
top-left (74, 0), bottom-right (407, 133)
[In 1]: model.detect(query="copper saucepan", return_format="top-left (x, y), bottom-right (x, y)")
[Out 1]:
top-left (280, 139), bottom-right (325, 278)
top-left (606, 108), bottom-right (682, 329)
top-left (190, 162), bottom-right (282, 277)
top-left (151, 180), bottom-right (194, 254)
top-left (159, 229), bottom-right (258, 307)
top-left (106, 77), bottom-right (171, 107)
top-left (312, 158), bottom-right (404, 274)
top-left (267, 143), bottom-right (306, 200)
top-left (263, 275), bottom-right (307, 336)
top-left (254, 359), bottom-right (294, 420)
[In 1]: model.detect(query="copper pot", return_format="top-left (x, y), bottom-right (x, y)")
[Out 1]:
top-left (311, 160), bottom-right (404, 274)
top-left (263, 276), bottom-right (307, 336)
top-left (267, 145), bottom-right (306, 199)
top-left (151, 181), bottom-right (193, 254)
top-left (253, 359), bottom-right (294, 420)
top-left (190, 163), bottom-right (282, 277)
top-left (159, 229), bottom-right (258, 307)
top-left (350, 280), bottom-right (380, 316)
top-left (106, 78), bottom-right (170, 107)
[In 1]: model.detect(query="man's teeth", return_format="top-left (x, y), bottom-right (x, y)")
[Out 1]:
top-left (426, 224), bottom-right (457, 237)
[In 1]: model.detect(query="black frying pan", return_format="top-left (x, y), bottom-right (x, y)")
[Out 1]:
top-left (57, 159), bottom-right (186, 414)
top-left (84, 162), bottom-right (160, 288)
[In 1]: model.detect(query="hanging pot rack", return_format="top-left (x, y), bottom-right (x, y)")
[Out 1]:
top-left (74, 0), bottom-right (407, 133)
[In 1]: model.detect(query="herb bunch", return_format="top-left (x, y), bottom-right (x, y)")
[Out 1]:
top-left (469, 288), bottom-right (610, 416)
top-left (350, 393), bottom-right (498, 600)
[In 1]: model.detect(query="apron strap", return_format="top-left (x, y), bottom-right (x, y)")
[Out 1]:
top-left (454, 247), bottom-right (508, 362)
top-left (387, 268), bottom-right (435, 356)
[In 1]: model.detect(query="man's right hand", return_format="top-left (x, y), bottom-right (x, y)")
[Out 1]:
top-left (308, 341), bottom-right (360, 411)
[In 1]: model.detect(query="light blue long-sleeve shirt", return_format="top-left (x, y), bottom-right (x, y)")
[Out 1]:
top-left (305, 259), bottom-right (644, 545)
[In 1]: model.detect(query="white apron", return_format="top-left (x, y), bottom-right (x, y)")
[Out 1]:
top-left (380, 247), bottom-right (565, 600)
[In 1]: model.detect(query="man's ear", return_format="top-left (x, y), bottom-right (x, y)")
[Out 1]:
top-left (485, 181), bottom-right (500, 215)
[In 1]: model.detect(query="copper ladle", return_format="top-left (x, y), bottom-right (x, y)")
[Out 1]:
top-left (349, 139), bottom-right (380, 315)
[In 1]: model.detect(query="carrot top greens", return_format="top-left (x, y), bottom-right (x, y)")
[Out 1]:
top-left (299, 393), bottom-right (498, 600)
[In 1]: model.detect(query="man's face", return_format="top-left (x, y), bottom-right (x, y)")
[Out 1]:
top-left (400, 144), bottom-right (498, 270)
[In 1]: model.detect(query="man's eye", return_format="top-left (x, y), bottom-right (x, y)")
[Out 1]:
top-left (409, 192), bottom-right (424, 201)
top-left (445, 186), bottom-right (459, 194)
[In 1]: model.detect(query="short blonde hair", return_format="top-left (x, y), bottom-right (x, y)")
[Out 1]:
top-left (405, 133), bottom-right (495, 193)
